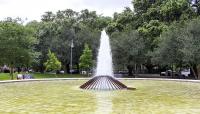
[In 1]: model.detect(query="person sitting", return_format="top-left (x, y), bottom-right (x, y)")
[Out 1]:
top-left (23, 72), bottom-right (34, 79)
top-left (17, 72), bottom-right (34, 80)
top-left (17, 74), bottom-right (23, 80)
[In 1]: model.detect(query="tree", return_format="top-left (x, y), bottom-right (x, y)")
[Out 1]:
top-left (132, 0), bottom-right (155, 14)
top-left (152, 24), bottom-right (184, 72)
top-left (25, 21), bottom-right (42, 71)
top-left (107, 7), bottom-right (135, 34)
top-left (36, 9), bottom-right (104, 73)
top-left (153, 19), bottom-right (200, 79)
top-left (44, 50), bottom-right (61, 74)
top-left (180, 19), bottom-right (200, 79)
top-left (0, 20), bottom-right (36, 79)
top-left (111, 30), bottom-right (145, 76)
top-left (79, 44), bottom-right (93, 75)
top-left (41, 11), bottom-right (55, 22)
top-left (106, 0), bottom-right (196, 74)
top-left (137, 20), bottom-right (168, 73)
top-left (138, 20), bottom-right (168, 50)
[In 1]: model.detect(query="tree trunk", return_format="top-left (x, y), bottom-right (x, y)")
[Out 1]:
top-left (76, 63), bottom-right (80, 74)
top-left (87, 68), bottom-right (90, 77)
top-left (63, 64), bottom-right (67, 74)
top-left (66, 63), bottom-right (70, 74)
top-left (191, 64), bottom-right (198, 79)
top-left (193, 64), bottom-right (198, 79)
top-left (127, 65), bottom-right (134, 77)
top-left (10, 66), bottom-right (14, 80)
top-left (39, 64), bottom-right (45, 73)
top-left (133, 64), bottom-right (137, 77)
top-left (134, 64), bottom-right (137, 74)
top-left (145, 58), bottom-right (154, 73)
top-left (171, 64), bottom-right (174, 78)
top-left (145, 64), bottom-right (154, 74)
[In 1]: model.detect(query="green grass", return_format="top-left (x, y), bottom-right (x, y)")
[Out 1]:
top-left (32, 73), bottom-right (86, 78)
top-left (0, 80), bottom-right (200, 113)
top-left (0, 73), bottom-right (87, 80)
top-left (0, 73), bottom-right (14, 80)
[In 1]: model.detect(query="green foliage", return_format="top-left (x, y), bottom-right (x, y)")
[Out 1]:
top-left (153, 19), bottom-right (200, 78)
top-left (44, 50), bottom-right (61, 71)
top-left (111, 30), bottom-right (145, 69)
top-left (160, 0), bottom-right (189, 22)
top-left (107, 7), bottom-right (135, 34)
top-left (133, 0), bottom-right (195, 23)
top-left (153, 24), bottom-right (184, 66)
top-left (132, 0), bottom-right (155, 14)
top-left (34, 9), bottom-right (107, 72)
top-left (79, 44), bottom-right (93, 70)
top-left (181, 19), bottom-right (200, 65)
top-left (0, 19), bottom-right (37, 79)
top-left (138, 20), bottom-right (168, 50)
top-left (106, 0), bottom-right (200, 73)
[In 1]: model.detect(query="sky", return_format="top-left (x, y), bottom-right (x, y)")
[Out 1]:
top-left (0, 0), bottom-right (132, 22)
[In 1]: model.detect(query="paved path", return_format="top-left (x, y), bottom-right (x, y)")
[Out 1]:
top-left (0, 78), bottom-right (200, 83)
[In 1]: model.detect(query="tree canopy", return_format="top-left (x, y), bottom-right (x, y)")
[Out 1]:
top-left (0, 19), bottom-right (36, 79)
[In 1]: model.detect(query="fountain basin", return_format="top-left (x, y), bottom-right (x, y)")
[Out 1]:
top-left (0, 79), bottom-right (200, 113)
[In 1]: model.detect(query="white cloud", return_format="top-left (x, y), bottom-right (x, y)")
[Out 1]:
top-left (0, 0), bottom-right (132, 22)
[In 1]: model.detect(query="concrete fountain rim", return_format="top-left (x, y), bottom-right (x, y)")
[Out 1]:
top-left (0, 78), bottom-right (200, 84)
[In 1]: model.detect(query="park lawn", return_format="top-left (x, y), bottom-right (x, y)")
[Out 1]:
top-left (0, 73), bottom-right (87, 80)
top-left (33, 73), bottom-right (85, 78)
top-left (0, 73), bottom-right (15, 80)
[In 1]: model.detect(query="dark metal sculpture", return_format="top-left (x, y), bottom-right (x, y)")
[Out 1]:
top-left (80, 76), bottom-right (128, 90)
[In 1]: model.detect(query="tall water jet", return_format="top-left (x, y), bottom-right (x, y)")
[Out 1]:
top-left (95, 30), bottom-right (113, 76)
top-left (80, 30), bottom-right (128, 90)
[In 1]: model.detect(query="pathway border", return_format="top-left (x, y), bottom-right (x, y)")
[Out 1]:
top-left (0, 78), bottom-right (200, 84)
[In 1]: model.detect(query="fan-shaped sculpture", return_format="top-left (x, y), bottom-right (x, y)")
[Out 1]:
top-left (80, 76), bottom-right (127, 90)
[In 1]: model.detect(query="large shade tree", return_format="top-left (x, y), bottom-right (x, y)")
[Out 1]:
top-left (0, 20), bottom-right (36, 79)
top-left (33, 9), bottom-right (110, 73)
top-left (111, 30), bottom-right (145, 76)
top-left (181, 19), bottom-right (200, 79)
top-left (154, 18), bottom-right (200, 79)
top-left (153, 24), bottom-right (184, 73)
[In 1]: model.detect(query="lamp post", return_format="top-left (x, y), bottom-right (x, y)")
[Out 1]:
top-left (70, 39), bottom-right (74, 74)
top-left (70, 23), bottom-right (79, 74)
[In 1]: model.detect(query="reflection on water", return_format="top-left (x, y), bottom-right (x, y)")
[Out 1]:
top-left (94, 91), bottom-right (113, 114)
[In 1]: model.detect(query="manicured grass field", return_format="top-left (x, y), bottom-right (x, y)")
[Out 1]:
top-left (0, 73), bottom-right (86, 80)
top-left (0, 80), bottom-right (200, 113)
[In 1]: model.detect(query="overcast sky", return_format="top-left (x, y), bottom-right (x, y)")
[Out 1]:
top-left (0, 0), bottom-right (132, 22)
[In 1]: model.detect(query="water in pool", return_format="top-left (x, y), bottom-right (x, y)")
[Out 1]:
top-left (0, 80), bottom-right (200, 114)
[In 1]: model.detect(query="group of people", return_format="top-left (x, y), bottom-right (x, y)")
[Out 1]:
top-left (17, 72), bottom-right (33, 80)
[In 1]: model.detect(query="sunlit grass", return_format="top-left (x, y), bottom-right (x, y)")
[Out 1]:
top-left (0, 73), bottom-right (14, 80)
top-left (0, 80), bottom-right (200, 113)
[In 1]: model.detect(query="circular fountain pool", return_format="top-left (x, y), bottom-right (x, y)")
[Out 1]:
top-left (0, 79), bottom-right (200, 114)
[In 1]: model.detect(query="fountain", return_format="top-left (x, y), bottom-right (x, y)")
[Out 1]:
top-left (80, 30), bottom-right (128, 90)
